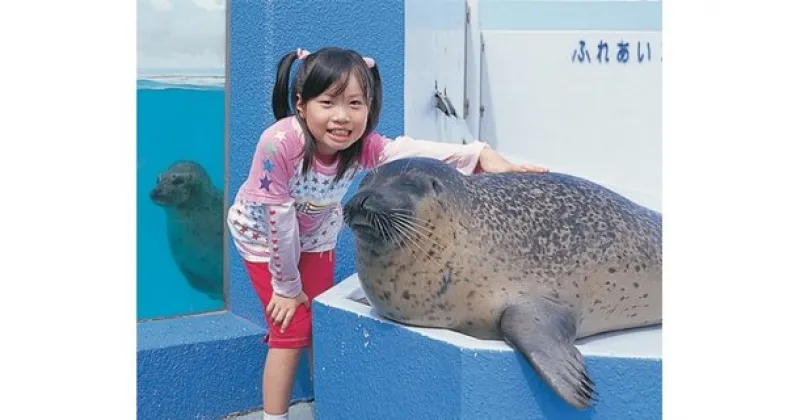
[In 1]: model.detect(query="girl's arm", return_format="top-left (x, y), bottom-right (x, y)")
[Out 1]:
top-left (262, 202), bottom-right (303, 298)
top-left (361, 133), bottom-right (487, 175)
top-left (238, 122), bottom-right (304, 298)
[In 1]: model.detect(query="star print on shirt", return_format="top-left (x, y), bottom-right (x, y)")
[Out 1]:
top-left (264, 142), bottom-right (277, 155)
top-left (274, 130), bottom-right (287, 141)
top-left (260, 175), bottom-right (272, 191)
top-left (263, 159), bottom-right (275, 172)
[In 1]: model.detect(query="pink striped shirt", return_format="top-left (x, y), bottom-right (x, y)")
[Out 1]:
top-left (227, 116), bottom-right (487, 298)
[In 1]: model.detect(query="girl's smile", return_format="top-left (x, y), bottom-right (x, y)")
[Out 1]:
top-left (297, 72), bottom-right (369, 156)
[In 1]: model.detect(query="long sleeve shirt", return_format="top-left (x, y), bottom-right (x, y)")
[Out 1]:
top-left (227, 116), bottom-right (487, 298)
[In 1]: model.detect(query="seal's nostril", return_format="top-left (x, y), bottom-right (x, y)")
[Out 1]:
top-left (360, 195), bottom-right (374, 209)
top-left (343, 193), bottom-right (372, 217)
top-left (353, 193), bottom-right (375, 210)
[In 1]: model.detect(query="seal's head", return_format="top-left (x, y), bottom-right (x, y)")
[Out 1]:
top-left (149, 160), bottom-right (211, 208)
top-left (343, 157), bottom-right (474, 325)
top-left (343, 157), bottom-right (468, 251)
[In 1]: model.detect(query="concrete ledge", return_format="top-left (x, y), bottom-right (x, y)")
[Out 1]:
top-left (137, 312), bottom-right (313, 419)
top-left (313, 274), bottom-right (661, 420)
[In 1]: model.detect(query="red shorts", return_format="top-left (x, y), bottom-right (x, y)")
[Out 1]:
top-left (243, 251), bottom-right (335, 349)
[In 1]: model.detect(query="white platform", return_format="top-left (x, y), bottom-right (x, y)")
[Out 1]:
top-left (325, 274), bottom-right (661, 359)
top-left (312, 273), bottom-right (662, 420)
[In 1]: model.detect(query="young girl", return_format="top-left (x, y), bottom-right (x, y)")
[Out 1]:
top-left (227, 46), bottom-right (547, 420)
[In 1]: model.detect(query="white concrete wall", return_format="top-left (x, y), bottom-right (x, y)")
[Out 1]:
top-left (405, 0), bottom-right (662, 211)
top-left (404, 0), bottom-right (469, 143)
top-left (479, 29), bottom-right (662, 211)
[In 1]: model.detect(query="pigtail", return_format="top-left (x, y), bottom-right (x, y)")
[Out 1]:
top-left (366, 63), bottom-right (383, 134)
top-left (272, 51), bottom-right (299, 120)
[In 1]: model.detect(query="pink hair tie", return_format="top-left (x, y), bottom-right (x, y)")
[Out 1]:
top-left (296, 48), bottom-right (311, 60)
top-left (363, 56), bottom-right (375, 68)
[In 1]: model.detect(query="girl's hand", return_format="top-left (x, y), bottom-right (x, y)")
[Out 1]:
top-left (266, 291), bottom-right (310, 333)
top-left (477, 146), bottom-right (549, 174)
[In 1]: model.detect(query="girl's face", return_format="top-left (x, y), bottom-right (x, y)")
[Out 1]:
top-left (297, 73), bottom-right (369, 157)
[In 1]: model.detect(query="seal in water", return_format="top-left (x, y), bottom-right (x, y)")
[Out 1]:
top-left (150, 160), bottom-right (225, 301)
top-left (342, 157), bottom-right (662, 409)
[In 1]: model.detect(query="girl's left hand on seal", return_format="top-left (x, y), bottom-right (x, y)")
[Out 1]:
top-left (477, 146), bottom-right (549, 174)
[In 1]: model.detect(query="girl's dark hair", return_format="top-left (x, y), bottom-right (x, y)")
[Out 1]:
top-left (271, 47), bottom-right (383, 181)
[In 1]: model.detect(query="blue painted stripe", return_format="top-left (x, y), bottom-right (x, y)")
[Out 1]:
top-left (479, 0), bottom-right (662, 31)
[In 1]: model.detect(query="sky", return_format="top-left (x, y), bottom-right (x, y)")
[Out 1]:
top-left (137, 0), bottom-right (226, 75)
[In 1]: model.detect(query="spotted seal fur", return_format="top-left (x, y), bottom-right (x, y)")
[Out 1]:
top-left (342, 157), bottom-right (662, 409)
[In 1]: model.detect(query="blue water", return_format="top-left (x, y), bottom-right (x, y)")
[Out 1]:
top-left (137, 80), bottom-right (226, 320)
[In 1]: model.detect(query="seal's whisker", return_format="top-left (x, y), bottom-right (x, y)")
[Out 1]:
top-left (388, 222), bottom-right (404, 249)
top-left (384, 215), bottom-right (406, 248)
top-left (395, 217), bottom-right (469, 268)
top-left (374, 214), bottom-right (389, 242)
top-left (377, 214), bottom-right (400, 247)
top-left (390, 212), bottom-right (437, 228)
top-left (389, 208), bottom-right (413, 214)
top-left (368, 211), bottom-right (403, 248)
top-left (389, 216), bottom-right (446, 251)
top-left (374, 215), bottom-right (387, 242)
top-left (390, 211), bottom-right (436, 227)
top-left (390, 213), bottom-right (447, 245)
top-left (365, 212), bottom-right (376, 236)
top-left (391, 220), bottom-right (448, 269)
top-left (391, 221), bottom-right (446, 270)
top-left (373, 213), bottom-right (392, 244)
top-left (390, 219), bottom-right (420, 248)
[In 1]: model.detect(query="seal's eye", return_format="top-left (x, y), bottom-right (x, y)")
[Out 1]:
top-left (171, 177), bottom-right (185, 186)
top-left (431, 179), bottom-right (444, 195)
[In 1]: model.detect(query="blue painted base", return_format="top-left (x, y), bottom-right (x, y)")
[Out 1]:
top-left (137, 313), bottom-right (313, 419)
top-left (313, 275), bottom-right (662, 420)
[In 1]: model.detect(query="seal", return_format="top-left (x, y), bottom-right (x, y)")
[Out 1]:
top-left (150, 160), bottom-right (225, 301)
top-left (342, 157), bottom-right (662, 410)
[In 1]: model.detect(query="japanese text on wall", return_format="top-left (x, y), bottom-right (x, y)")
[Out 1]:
top-left (571, 40), bottom-right (660, 64)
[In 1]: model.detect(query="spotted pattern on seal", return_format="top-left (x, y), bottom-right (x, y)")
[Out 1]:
top-left (348, 159), bottom-right (661, 339)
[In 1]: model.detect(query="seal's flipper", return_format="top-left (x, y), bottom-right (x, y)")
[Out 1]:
top-left (499, 297), bottom-right (596, 409)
